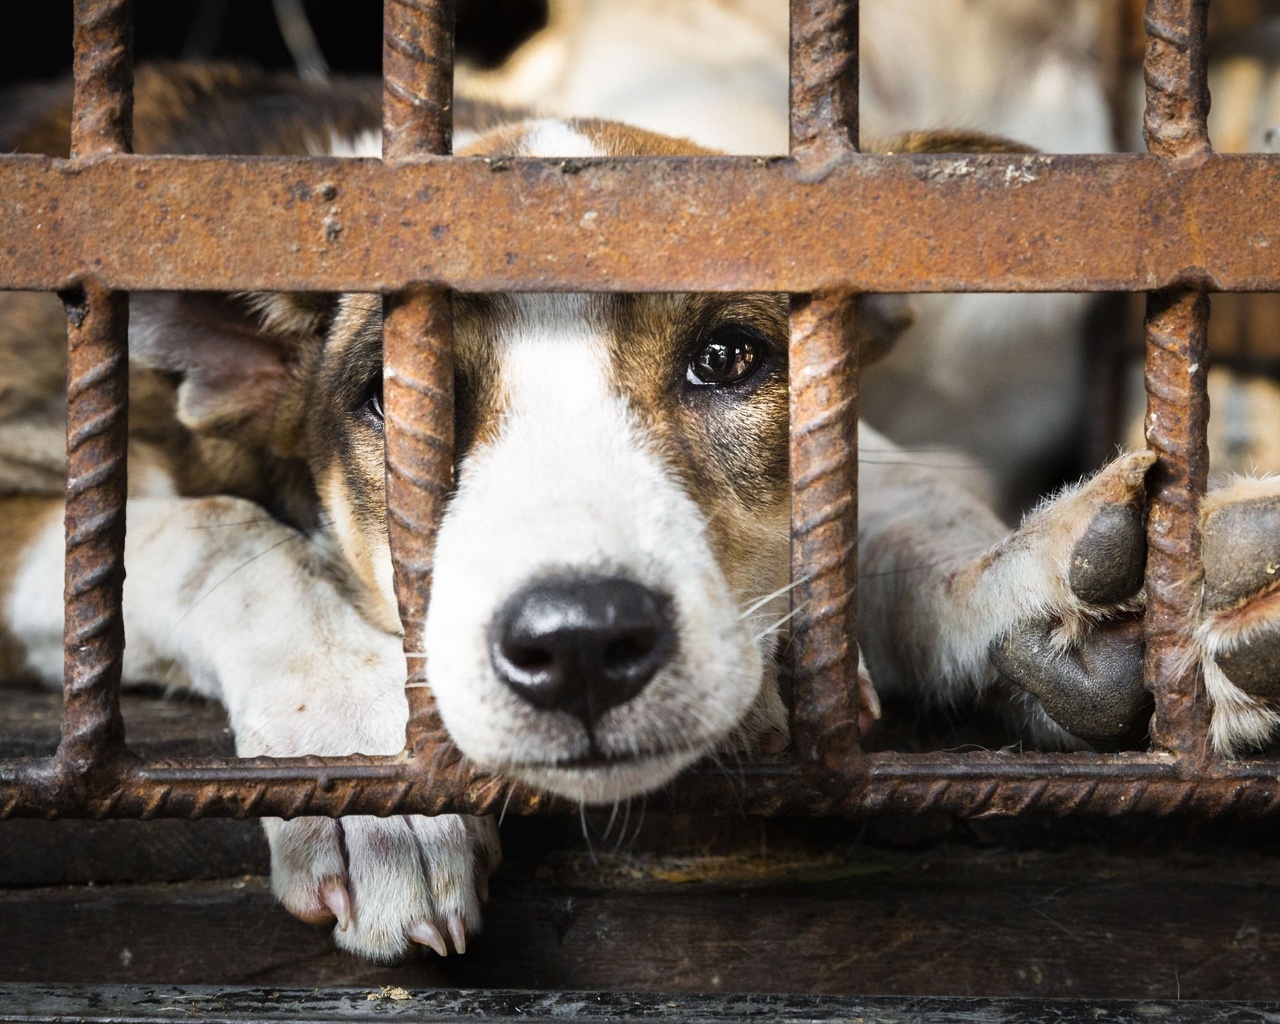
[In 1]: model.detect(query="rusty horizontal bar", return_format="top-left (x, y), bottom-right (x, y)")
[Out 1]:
top-left (2, 152), bottom-right (1279, 294)
top-left (4, 749), bottom-right (1280, 820)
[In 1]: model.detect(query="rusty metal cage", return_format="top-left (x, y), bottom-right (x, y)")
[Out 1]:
top-left (1, 0), bottom-right (1277, 825)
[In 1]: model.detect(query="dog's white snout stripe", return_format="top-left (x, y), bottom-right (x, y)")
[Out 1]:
top-left (422, 296), bottom-right (763, 802)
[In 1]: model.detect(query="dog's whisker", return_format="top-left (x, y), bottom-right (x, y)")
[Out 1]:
top-left (738, 575), bottom-right (810, 620)
top-left (752, 601), bottom-right (810, 644)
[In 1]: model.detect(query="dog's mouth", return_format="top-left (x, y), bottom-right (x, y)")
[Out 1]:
top-left (497, 743), bottom-right (709, 803)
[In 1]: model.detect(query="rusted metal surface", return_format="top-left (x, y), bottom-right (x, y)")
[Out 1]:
top-left (3, 153), bottom-right (1280, 294)
top-left (382, 0), bottom-right (454, 159)
top-left (789, 0), bottom-right (857, 167)
top-left (9, 749), bottom-right (1280, 820)
top-left (789, 291), bottom-right (862, 768)
top-left (70, 0), bottom-right (133, 157)
top-left (54, 0), bottom-right (134, 792)
top-left (785, 1), bottom-right (862, 769)
top-left (1141, 0), bottom-right (1214, 760)
top-left (383, 288), bottom-right (454, 750)
top-left (381, 1), bottom-right (456, 752)
top-left (56, 280), bottom-right (130, 782)
top-left (1143, 289), bottom-right (1212, 758)
top-left (2, 0), bottom-right (1274, 826)
top-left (1142, 0), bottom-right (1211, 160)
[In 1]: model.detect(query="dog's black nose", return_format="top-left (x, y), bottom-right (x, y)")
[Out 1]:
top-left (491, 576), bottom-right (675, 724)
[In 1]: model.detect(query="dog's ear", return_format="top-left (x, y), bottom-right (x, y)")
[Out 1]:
top-left (851, 131), bottom-right (1036, 366)
top-left (858, 294), bottom-right (914, 367)
top-left (129, 291), bottom-right (332, 450)
top-left (872, 130), bottom-right (1037, 156)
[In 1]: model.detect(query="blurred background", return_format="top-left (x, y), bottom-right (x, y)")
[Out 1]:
top-left (6, 0), bottom-right (1280, 514)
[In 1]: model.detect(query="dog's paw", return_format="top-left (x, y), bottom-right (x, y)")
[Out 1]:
top-left (986, 450), bottom-right (1156, 745)
top-left (1195, 479), bottom-right (1280, 755)
top-left (265, 813), bottom-right (501, 963)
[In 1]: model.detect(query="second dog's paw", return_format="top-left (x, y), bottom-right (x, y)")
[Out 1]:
top-left (986, 450), bottom-right (1155, 745)
top-left (1196, 480), bottom-right (1280, 754)
top-left (266, 813), bottom-right (501, 963)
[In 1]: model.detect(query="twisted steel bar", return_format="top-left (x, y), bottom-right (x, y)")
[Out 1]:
top-left (1141, 0), bottom-right (1213, 760)
top-left (56, 1), bottom-right (134, 786)
top-left (789, 292), bottom-right (862, 768)
top-left (382, 0), bottom-right (454, 159)
top-left (789, 0), bottom-right (858, 168)
top-left (71, 0), bottom-right (134, 157)
top-left (381, 0), bottom-right (456, 751)
top-left (57, 280), bottom-right (129, 778)
top-left (383, 289), bottom-right (455, 749)
top-left (7, 750), bottom-right (1280, 820)
top-left (787, 1), bottom-right (862, 767)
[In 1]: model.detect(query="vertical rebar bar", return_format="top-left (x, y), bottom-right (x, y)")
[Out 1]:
top-left (789, 291), bottom-right (862, 767)
top-left (383, 289), bottom-right (455, 749)
top-left (57, 0), bottom-right (134, 779)
top-left (787, 0), bottom-right (862, 767)
top-left (71, 0), bottom-right (134, 157)
top-left (383, 0), bottom-right (454, 160)
top-left (1141, 0), bottom-right (1213, 759)
top-left (382, 0), bottom-right (456, 750)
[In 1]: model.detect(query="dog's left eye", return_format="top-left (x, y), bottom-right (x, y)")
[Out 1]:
top-left (687, 326), bottom-right (763, 387)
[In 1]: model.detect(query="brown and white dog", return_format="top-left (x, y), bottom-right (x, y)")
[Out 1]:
top-left (2, 65), bottom-right (1279, 964)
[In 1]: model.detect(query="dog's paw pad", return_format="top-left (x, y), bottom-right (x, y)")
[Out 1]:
top-left (1215, 626), bottom-right (1280, 702)
top-left (1069, 501), bottom-right (1146, 606)
top-left (992, 616), bottom-right (1149, 743)
top-left (1203, 495), bottom-right (1280, 613)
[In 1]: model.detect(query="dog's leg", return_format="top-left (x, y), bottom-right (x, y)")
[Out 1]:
top-left (856, 425), bottom-right (1154, 746)
top-left (1193, 478), bottom-right (1280, 755)
top-left (3, 493), bottom-right (499, 963)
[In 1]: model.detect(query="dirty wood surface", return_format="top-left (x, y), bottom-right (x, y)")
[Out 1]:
top-left (4, 689), bottom-right (1280, 999)
top-left (4, 985), bottom-right (1280, 1024)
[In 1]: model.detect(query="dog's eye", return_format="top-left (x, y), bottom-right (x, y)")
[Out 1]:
top-left (360, 378), bottom-right (384, 422)
top-left (687, 326), bottom-right (762, 387)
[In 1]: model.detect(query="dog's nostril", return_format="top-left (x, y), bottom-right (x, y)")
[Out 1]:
top-left (490, 576), bottom-right (675, 724)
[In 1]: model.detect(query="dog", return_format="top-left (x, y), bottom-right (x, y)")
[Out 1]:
top-left (460, 0), bottom-right (1115, 512)
top-left (2, 64), bottom-right (1279, 965)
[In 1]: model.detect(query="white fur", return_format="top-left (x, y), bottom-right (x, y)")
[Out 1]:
top-left (6, 494), bottom-right (492, 963)
top-left (520, 118), bottom-right (603, 158)
top-left (425, 295), bottom-right (762, 803)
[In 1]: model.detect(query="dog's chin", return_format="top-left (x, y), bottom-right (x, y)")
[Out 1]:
top-left (505, 747), bottom-right (708, 804)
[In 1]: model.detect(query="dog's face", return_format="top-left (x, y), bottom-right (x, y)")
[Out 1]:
top-left (309, 287), bottom-right (795, 802)
top-left (132, 120), bottom-right (807, 803)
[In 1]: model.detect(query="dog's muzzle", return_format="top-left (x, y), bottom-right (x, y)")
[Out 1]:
top-left (489, 575), bottom-right (676, 726)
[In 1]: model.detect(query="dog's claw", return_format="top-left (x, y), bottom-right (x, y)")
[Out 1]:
top-left (408, 920), bottom-right (449, 957)
top-left (447, 913), bottom-right (468, 955)
top-left (858, 666), bottom-right (882, 738)
top-left (321, 879), bottom-right (352, 932)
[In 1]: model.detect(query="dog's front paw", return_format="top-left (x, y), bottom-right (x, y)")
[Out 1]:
top-left (1196, 480), bottom-right (1280, 754)
top-left (987, 451), bottom-right (1155, 745)
top-left (266, 813), bottom-right (501, 963)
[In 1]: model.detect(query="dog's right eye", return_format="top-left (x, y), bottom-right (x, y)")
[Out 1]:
top-left (687, 325), bottom-right (765, 387)
top-left (359, 378), bottom-right (384, 423)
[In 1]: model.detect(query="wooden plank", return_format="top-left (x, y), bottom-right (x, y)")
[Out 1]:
top-left (3, 848), bottom-right (1280, 998)
top-left (3, 984), bottom-right (1279, 1024)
